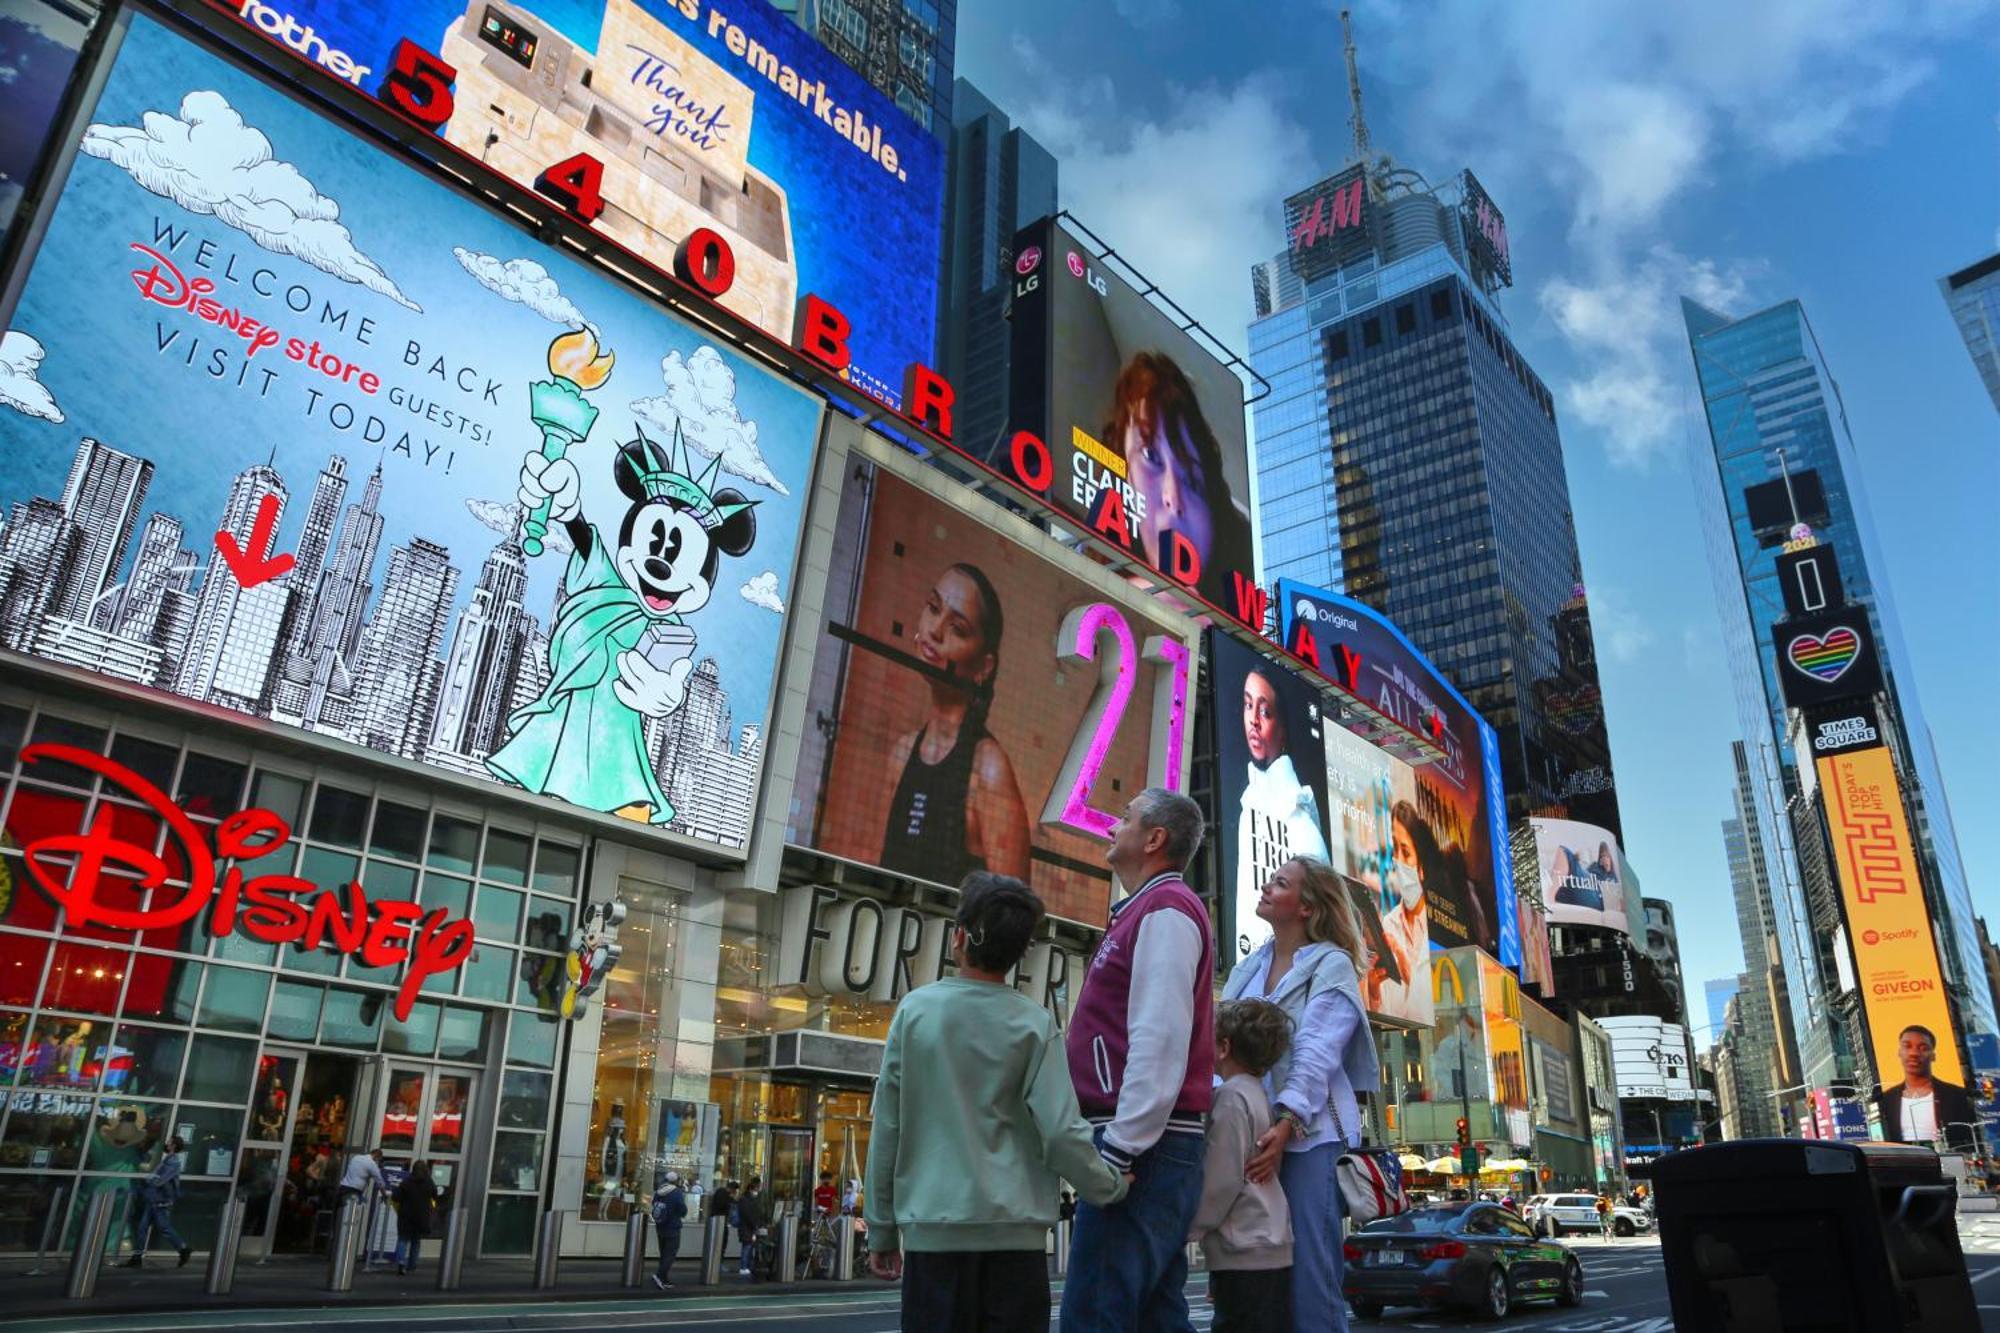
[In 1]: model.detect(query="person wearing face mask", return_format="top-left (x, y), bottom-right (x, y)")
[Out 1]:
top-left (880, 563), bottom-right (1031, 885)
top-left (1223, 857), bottom-right (1380, 1332)
top-left (1374, 803), bottom-right (1434, 1022)
top-left (1235, 667), bottom-right (1328, 960)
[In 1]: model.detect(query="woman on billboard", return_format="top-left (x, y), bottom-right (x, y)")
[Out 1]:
top-left (1104, 351), bottom-right (1249, 587)
top-left (1372, 802), bottom-right (1435, 1020)
top-left (878, 563), bottom-right (1032, 885)
top-left (1235, 666), bottom-right (1329, 956)
top-left (1226, 856), bottom-right (1380, 1332)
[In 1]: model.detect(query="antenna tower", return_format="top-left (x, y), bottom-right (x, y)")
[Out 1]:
top-left (1341, 9), bottom-right (1372, 165)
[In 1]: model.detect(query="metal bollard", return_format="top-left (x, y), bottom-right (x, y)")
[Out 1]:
top-left (65, 1188), bottom-right (124, 1300)
top-left (775, 1214), bottom-right (798, 1284)
top-left (205, 1194), bottom-right (247, 1296)
top-left (1054, 1219), bottom-right (1071, 1276)
top-left (621, 1210), bottom-right (649, 1288)
top-left (326, 1197), bottom-right (364, 1292)
top-left (531, 1209), bottom-right (562, 1290)
top-left (24, 1186), bottom-right (67, 1277)
top-left (833, 1216), bottom-right (856, 1281)
top-left (434, 1207), bottom-right (468, 1292)
top-left (701, 1215), bottom-right (726, 1285)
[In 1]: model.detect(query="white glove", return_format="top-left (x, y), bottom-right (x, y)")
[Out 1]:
top-left (613, 650), bottom-right (693, 718)
top-left (520, 453), bottom-right (582, 523)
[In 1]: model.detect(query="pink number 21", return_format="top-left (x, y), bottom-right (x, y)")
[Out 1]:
top-left (1045, 602), bottom-right (1192, 839)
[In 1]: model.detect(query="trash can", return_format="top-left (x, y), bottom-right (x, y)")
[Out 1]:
top-left (1652, 1139), bottom-right (1978, 1331)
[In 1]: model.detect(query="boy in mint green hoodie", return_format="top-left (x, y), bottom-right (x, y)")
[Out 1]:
top-left (866, 873), bottom-right (1129, 1331)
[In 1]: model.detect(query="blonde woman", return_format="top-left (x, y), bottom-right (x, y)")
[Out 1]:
top-left (1223, 857), bottom-right (1381, 1333)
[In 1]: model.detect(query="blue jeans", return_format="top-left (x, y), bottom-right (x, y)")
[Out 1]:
top-left (655, 1224), bottom-right (681, 1282)
top-left (131, 1198), bottom-right (185, 1256)
top-left (1059, 1128), bottom-right (1205, 1333)
top-left (395, 1235), bottom-right (423, 1271)
top-left (1279, 1143), bottom-right (1348, 1333)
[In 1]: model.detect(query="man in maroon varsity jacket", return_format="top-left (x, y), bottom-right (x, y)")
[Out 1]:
top-left (1060, 788), bottom-right (1215, 1333)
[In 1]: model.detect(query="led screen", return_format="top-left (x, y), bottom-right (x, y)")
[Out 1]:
top-left (787, 450), bottom-right (1195, 928)
top-left (0, 10), bottom-right (821, 852)
top-left (1530, 817), bottom-right (1630, 936)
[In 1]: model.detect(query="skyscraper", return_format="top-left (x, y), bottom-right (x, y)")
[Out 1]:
top-left (177, 463), bottom-right (288, 704)
top-left (429, 538), bottom-right (531, 770)
top-left (1721, 744), bottom-right (1790, 1138)
top-left (939, 79), bottom-right (1056, 456)
top-left (347, 537), bottom-right (459, 759)
top-left (0, 497), bottom-right (81, 650)
top-left (281, 460), bottom-right (385, 724)
top-left (283, 454), bottom-right (349, 655)
top-left (1940, 251), bottom-right (2000, 413)
top-left (52, 437), bottom-right (153, 624)
top-left (1683, 296), bottom-right (1994, 1086)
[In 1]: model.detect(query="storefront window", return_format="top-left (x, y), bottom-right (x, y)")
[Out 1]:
top-left (0, 933), bottom-right (47, 1007)
top-left (369, 801), bottom-right (427, 861)
top-left (176, 1103), bottom-right (245, 1178)
top-left (460, 944), bottom-right (515, 1002)
top-left (498, 1070), bottom-right (550, 1132)
top-left (532, 844), bottom-right (581, 897)
top-left (437, 1008), bottom-right (488, 1062)
top-left (197, 968), bottom-right (271, 1033)
top-left (507, 1012), bottom-right (557, 1068)
top-left (267, 982), bottom-right (322, 1041)
top-left (490, 1130), bottom-right (542, 1191)
top-left (85, 1098), bottom-right (170, 1172)
top-left (484, 830), bottom-right (532, 886)
top-left (307, 785), bottom-right (369, 848)
top-left (40, 942), bottom-right (129, 1015)
top-left (18, 1016), bottom-right (103, 1090)
top-left (181, 1035), bottom-right (256, 1104)
top-left (319, 989), bottom-right (382, 1048)
top-left (384, 1001), bottom-right (440, 1057)
top-left (110, 1024), bottom-right (187, 1098)
top-left (0, 1091), bottom-right (91, 1169)
top-left (475, 887), bottom-right (523, 941)
top-left (174, 753), bottom-right (246, 820)
top-left (420, 873), bottom-right (473, 920)
top-left (427, 817), bottom-right (481, 875)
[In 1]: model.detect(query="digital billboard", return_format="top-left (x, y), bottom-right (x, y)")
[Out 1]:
top-left (1479, 953), bottom-right (1528, 1112)
top-left (1000, 217), bottom-right (1258, 623)
top-left (0, 2), bottom-right (95, 240)
top-left (1207, 629), bottom-right (1436, 1028)
top-left (1774, 607), bottom-right (1883, 710)
top-left (210, 0), bottom-right (945, 408)
top-left (1283, 165), bottom-right (1371, 283)
top-left (1816, 746), bottom-right (1966, 1096)
top-left (787, 452), bottom-right (1195, 928)
top-left (1279, 579), bottom-right (1516, 963)
top-left (1458, 170), bottom-right (1511, 290)
top-left (0, 10), bottom-right (821, 853)
top-left (1530, 818), bottom-right (1630, 936)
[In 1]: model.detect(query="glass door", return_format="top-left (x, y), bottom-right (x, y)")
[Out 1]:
top-left (767, 1128), bottom-right (815, 1216)
top-left (236, 1049), bottom-right (305, 1259)
top-left (374, 1065), bottom-right (474, 1200)
top-left (274, 1052), bottom-right (363, 1253)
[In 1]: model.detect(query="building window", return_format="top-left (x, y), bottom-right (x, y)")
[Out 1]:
top-left (894, 82), bottom-right (932, 129)
top-left (819, 0), bottom-right (869, 51)
top-left (1395, 304), bottom-right (1416, 336)
top-left (1431, 289), bottom-right (1453, 321)
top-left (1363, 318), bottom-right (1382, 349)
top-left (897, 30), bottom-right (934, 85)
top-left (1329, 330), bottom-right (1350, 361)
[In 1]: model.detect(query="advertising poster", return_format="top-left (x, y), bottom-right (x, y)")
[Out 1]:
top-left (1815, 746), bottom-right (1967, 1119)
top-left (1323, 713), bottom-right (1432, 1028)
top-left (0, 1), bottom-right (96, 239)
top-left (1279, 579), bottom-right (1515, 961)
top-left (1427, 949), bottom-right (1485, 1101)
top-left (788, 457), bottom-right (1194, 928)
top-left (1003, 218), bottom-right (1257, 619)
top-left (214, 0), bottom-right (945, 407)
top-left (0, 11), bottom-right (820, 851)
top-left (1531, 817), bottom-right (1631, 936)
top-left (1479, 953), bottom-right (1528, 1111)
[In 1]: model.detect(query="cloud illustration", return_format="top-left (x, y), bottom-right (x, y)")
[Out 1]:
top-left (739, 571), bottom-right (785, 613)
top-left (630, 346), bottom-right (790, 495)
top-left (0, 330), bottom-right (63, 422)
top-left (80, 89), bottom-right (419, 311)
top-left (453, 249), bottom-right (594, 330)
top-left (465, 497), bottom-right (572, 556)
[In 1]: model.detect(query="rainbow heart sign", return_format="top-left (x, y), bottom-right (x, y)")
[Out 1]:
top-left (1788, 627), bottom-right (1860, 682)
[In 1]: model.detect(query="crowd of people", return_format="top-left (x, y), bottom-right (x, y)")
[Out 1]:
top-left (863, 787), bottom-right (1380, 1332)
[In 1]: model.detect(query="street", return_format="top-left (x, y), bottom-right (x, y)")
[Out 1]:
top-left (14, 1238), bottom-right (2000, 1332)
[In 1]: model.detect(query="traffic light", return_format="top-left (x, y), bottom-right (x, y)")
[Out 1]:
top-left (1455, 1117), bottom-right (1470, 1147)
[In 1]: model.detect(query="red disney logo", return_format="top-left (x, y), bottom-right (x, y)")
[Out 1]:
top-left (17, 744), bottom-right (476, 1020)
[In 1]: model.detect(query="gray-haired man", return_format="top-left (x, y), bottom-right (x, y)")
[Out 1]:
top-left (1061, 789), bottom-right (1216, 1332)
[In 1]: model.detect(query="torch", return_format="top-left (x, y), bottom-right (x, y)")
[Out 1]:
top-left (522, 328), bottom-right (616, 557)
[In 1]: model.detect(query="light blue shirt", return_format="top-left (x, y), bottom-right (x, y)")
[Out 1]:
top-left (1224, 940), bottom-right (1379, 1151)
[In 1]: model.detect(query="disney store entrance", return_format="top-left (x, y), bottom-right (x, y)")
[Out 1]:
top-left (236, 1048), bottom-right (476, 1256)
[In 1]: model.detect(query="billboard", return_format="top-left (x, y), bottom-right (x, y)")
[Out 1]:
top-left (0, 3), bottom-right (95, 240)
top-left (212, 0), bottom-right (945, 407)
top-left (0, 11), bottom-right (821, 852)
top-left (1283, 165), bottom-right (1372, 283)
top-left (998, 217), bottom-right (1256, 623)
top-left (786, 452), bottom-right (1195, 928)
top-left (1817, 745), bottom-right (1965, 1091)
top-left (1774, 607), bottom-right (1883, 710)
top-left (1458, 170), bottom-right (1511, 290)
top-left (1279, 580), bottom-right (1516, 963)
top-left (1599, 1015), bottom-right (1691, 1103)
top-left (1531, 818), bottom-right (1630, 936)
top-left (1479, 953), bottom-right (1528, 1112)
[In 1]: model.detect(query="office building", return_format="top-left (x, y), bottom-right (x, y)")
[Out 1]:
top-left (1721, 742), bottom-right (1790, 1137)
top-left (51, 437), bottom-right (152, 625)
top-left (1683, 296), bottom-right (1996, 1091)
top-left (784, 0), bottom-right (954, 137)
top-left (939, 78), bottom-right (1057, 456)
top-left (1940, 251), bottom-right (2000, 412)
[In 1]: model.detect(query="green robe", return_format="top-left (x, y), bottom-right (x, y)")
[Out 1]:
top-left (487, 532), bottom-right (679, 823)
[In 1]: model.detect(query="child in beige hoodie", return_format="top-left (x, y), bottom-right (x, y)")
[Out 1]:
top-left (1190, 999), bottom-right (1295, 1332)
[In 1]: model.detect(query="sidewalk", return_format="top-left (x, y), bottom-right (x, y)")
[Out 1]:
top-left (0, 1248), bottom-right (897, 1323)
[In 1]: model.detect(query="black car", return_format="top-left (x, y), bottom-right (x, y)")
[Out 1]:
top-left (1342, 1201), bottom-right (1585, 1320)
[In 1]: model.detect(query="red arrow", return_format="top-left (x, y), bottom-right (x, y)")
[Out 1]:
top-left (215, 492), bottom-right (295, 589)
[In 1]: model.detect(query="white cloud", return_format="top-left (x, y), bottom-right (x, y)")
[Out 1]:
top-left (80, 89), bottom-right (419, 311)
top-left (1583, 583), bottom-right (1657, 666)
top-left (739, 571), bottom-right (785, 613)
top-left (453, 249), bottom-right (593, 330)
top-left (1004, 37), bottom-right (1315, 349)
top-left (464, 497), bottom-right (573, 555)
top-left (630, 346), bottom-right (791, 495)
top-left (0, 329), bottom-right (63, 422)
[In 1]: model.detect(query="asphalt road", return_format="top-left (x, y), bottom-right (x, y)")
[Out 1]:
top-left (14, 1240), bottom-right (2000, 1331)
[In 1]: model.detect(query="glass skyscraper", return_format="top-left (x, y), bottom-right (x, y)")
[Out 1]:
top-left (1940, 251), bottom-right (2000, 414)
top-left (1249, 183), bottom-right (1620, 835)
top-left (1682, 296), bottom-right (1995, 1087)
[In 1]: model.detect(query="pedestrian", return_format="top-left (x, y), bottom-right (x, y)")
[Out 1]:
top-left (1595, 1194), bottom-right (1613, 1241)
top-left (651, 1170), bottom-right (688, 1290)
top-left (865, 872), bottom-right (1127, 1332)
top-left (122, 1136), bottom-right (191, 1268)
top-left (1191, 999), bottom-right (1295, 1333)
top-left (814, 1171), bottom-right (839, 1217)
top-left (1225, 856), bottom-right (1380, 1333)
top-left (393, 1160), bottom-right (438, 1275)
top-left (1061, 789), bottom-right (1216, 1333)
top-left (735, 1176), bottom-right (765, 1276)
top-left (338, 1146), bottom-right (388, 1206)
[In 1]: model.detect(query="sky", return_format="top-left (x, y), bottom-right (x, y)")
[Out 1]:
top-left (958, 0), bottom-right (2000, 1037)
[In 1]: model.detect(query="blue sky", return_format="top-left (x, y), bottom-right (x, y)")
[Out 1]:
top-left (958, 0), bottom-right (2000, 1032)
